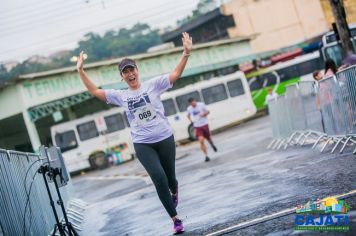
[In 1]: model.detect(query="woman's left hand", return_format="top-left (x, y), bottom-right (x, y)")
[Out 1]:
top-left (182, 32), bottom-right (192, 54)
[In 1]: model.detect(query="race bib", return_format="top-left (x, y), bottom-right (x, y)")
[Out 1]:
top-left (133, 105), bottom-right (157, 125)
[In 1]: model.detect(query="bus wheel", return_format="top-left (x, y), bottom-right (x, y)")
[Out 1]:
top-left (89, 152), bottom-right (109, 170)
top-left (188, 124), bottom-right (196, 141)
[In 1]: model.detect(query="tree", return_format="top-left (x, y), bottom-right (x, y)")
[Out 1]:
top-left (2, 23), bottom-right (162, 81)
top-left (176, 0), bottom-right (218, 26)
top-left (328, 0), bottom-right (355, 55)
top-left (0, 64), bottom-right (10, 81)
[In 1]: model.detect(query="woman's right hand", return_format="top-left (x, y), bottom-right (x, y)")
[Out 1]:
top-left (76, 51), bottom-right (85, 71)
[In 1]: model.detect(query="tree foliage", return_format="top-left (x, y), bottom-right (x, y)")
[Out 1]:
top-left (1, 23), bottom-right (161, 81)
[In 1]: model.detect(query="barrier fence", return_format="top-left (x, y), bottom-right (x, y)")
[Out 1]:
top-left (0, 148), bottom-right (86, 236)
top-left (267, 65), bottom-right (356, 154)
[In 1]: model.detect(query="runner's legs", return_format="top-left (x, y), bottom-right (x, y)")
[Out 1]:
top-left (134, 141), bottom-right (177, 217)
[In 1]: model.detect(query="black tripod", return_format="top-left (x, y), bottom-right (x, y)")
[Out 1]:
top-left (38, 165), bottom-right (79, 236)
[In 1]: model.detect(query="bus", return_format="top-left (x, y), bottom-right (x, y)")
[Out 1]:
top-left (51, 107), bottom-right (134, 173)
top-left (161, 71), bottom-right (256, 141)
top-left (51, 71), bottom-right (256, 173)
top-left (246, 51), bottom-right (323, 110)
top-left (321, 24), bottom-right (356, 66)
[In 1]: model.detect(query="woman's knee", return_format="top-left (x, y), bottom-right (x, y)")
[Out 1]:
top-left (151, 174), bottom-right (168, 188)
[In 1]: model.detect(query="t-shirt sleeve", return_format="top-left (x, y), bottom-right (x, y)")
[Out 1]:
top-left (104, 89), bottom-right (124, 106)
top-left (200, 103), bottom-right (208, 112)
top-left (153, 74), bottom-right (173, 94)
top-left (187, 107), bottom-right (191, 116)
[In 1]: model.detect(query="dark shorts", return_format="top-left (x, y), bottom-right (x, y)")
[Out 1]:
top-left (195, 124), bottom-right (211, 140)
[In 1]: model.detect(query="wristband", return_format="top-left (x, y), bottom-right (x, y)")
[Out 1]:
top-left (183, 51), bottom-right (190, 57)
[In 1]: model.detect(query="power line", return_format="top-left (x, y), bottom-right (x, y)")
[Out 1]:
top-left (0, 1), bottom-right (196, 59)
top-left (0, 0), bottom-right (88, 20)
top-left (0, 0), bottom-right (120, 32)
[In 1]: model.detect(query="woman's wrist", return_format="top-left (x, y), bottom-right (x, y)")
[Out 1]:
top-left (183, 51), bottom-right (191, 57)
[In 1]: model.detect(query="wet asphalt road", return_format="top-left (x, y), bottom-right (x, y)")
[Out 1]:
top-left (72, 115), bottom-right (356, 236)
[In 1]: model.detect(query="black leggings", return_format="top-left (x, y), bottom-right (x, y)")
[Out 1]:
top-left (134, 135), bottom-right (178, 217)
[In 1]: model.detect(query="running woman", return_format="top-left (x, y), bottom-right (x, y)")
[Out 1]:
top-left (76, 32), bottom-right (193, 235)
top-left (187, 98), bottom-right (217, 162)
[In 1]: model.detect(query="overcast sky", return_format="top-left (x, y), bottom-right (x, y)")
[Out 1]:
top-left (0, 0), bottom-right (201, 62)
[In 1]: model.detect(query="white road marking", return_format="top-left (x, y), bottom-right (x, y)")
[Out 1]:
top-left (87, 175), bottom-right (152, 184)
top-left (206, 189), bottom-right (356, 236)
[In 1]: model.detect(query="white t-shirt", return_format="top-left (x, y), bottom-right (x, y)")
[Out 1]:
top-left (187, 102), bottom-right (209, 127)
top-left (265, 93), bottom-right (278, 104)
top-left (105, 74), bottom-right (173, 143)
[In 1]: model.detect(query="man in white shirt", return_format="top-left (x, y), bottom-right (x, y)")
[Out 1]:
top-left (187, 98), bottom-right (217, 162)
top-left (265, 87), bottom-right (278, 105)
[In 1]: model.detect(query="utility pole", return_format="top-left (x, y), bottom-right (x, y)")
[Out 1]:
top-left (328, 0), bottom-right (355, 55)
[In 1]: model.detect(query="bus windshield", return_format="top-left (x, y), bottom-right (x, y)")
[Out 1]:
top-left (55, 130), bottom-right (78, 153)
top-left (321, 24), bottom-right (356, 66)
top-left (323, 44), bottom-right (344, 66)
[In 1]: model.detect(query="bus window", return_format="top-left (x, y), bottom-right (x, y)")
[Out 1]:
top-left (77, 121), bottom-right (99, 141)
top-left (262, 73), bottom-right (277, 87)
top-left (227, 79), bottom-right (245, 97)
top-left (297, 58), bottom-right (323, 76)
top-left (162, 98), bottom-right (177, 116)
top-left (104, 113), bottom-right (125, 133)
top-left (202, 84), bottom-right (228, 105)
top-left (55, 130), bottom-right (78, 153)
top-left (176, 91), bottom-right (201, 112)
top-left (276, 65), bottom-right (298, 82)
top-left (249, 76), bottom-right (263, 91)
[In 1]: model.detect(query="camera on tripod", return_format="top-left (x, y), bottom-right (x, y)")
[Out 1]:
top-left (39, 145), bottom-right (69, 187)
top-left (38, 145), bottom-right (78, 236)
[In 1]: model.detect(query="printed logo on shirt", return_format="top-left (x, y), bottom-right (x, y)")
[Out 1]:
top-left (192, 110), bottom-right (200, 116)
top-left (127, 93), bottom-right (157, 125)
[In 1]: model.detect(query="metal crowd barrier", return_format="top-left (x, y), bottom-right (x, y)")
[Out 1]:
top-left (334, 65), bottom-right (356, 152)
top-left (284, 82), bottom-right (325, 146)
top-left (267, 65), bottom-right (356, 154)
top-left (0, 148), bottom-right (86, 236)
top-left (298, 81), bottom-right (325, 145)
top-left (267, 95), bottom-right (293, 150)
top-left (285, 84), bottom-right (308, 145)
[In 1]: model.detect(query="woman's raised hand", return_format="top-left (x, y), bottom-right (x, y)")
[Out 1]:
top-left (182, 32), bottom-right (192, 54)
top-left (76, 51), bottom-right (85, 71)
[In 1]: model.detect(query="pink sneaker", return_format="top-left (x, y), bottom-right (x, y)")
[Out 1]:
top-left (173, 218), bottom-right (184, 234)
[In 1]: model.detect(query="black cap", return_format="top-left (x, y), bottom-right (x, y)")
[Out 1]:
top-left (118, 58), bottom-right (137, 73)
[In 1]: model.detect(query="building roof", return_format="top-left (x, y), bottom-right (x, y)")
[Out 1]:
top-left (161, 8), bottom-right (223, 42)
top-left (16, 36), bottom-right (251, 81)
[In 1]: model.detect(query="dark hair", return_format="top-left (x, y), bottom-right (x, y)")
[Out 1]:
top-left (313, 70), bottom-right (320, 79)
top-left (324, 58), bottom-right (337, 74)
top-left (188, 97), bottom-right (195, 103)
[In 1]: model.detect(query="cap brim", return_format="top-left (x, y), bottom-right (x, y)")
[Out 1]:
top-left (120, 64), bottom-right (136, 72)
